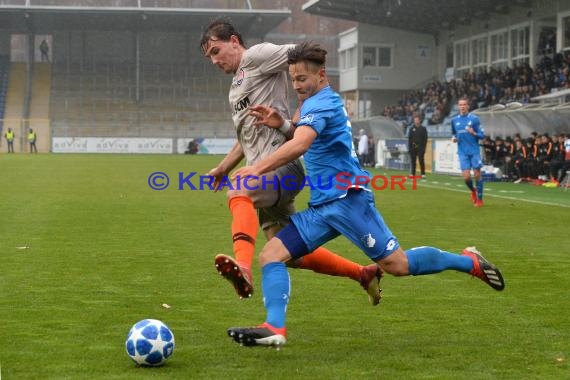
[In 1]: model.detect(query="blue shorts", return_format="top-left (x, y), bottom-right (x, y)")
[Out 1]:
top-left (277, 189), bottom-right (399, 262)
top-left (459, 152), bottom-right (483, 171)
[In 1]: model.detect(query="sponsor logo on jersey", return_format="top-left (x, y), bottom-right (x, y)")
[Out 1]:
top-left (385, 238), bottom-right (397, 251)
top-left (232, 96), bottom-right (250, 115)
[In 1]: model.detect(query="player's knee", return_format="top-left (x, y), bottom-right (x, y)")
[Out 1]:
top-left (259, 238), bottom-right (290, 267)
top-left (381, 262), bottom-right (409, 276)
top-left (226, 190), bottom-right (249, 203)
top-left (226, 186), bottom-right (260, 202)
top-left (378, 248), bottom-right (410, 276)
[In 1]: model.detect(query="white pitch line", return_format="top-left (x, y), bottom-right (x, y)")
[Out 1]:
top-left (417, 182), bottom-right (570, 208)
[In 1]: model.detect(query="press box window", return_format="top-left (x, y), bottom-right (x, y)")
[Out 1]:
top-left (362, 46), bottom-right (392, 68)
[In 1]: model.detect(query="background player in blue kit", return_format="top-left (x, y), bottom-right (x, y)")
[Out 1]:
top-left (228, 42), bottom-right (505, 348)
top-left (451, 98), bottom-right (485, 207)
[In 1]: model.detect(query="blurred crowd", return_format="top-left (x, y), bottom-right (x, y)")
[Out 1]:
top-left (382, 51), bottom-right (570, 128)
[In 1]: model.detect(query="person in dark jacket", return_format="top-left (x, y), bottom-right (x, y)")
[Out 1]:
top-left (408, 115), bottom-right (428, 177)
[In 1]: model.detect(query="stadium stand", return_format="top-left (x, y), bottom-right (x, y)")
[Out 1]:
top-left (0, 1), bottom-right (294, 148)
top-left (50, 59), bottom-right (233, 138)
top-left (384, 50), bottom-right (570, 138)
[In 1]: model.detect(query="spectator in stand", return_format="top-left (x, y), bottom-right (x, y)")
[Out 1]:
top-left (382, 51), bottom-right (570, 128)
top-left (401, 121), bottom-right (408, 136)
top-left (39, 39), bottom-right (49, 62)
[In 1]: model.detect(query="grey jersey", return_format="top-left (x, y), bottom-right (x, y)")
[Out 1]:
top-left (229, 43), bottom-right (295, 165)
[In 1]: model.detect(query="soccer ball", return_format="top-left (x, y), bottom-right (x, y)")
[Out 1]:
top-left (125, 319), bottom-right (175, 366)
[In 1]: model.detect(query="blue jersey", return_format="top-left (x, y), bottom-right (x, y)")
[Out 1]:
top-left (297, 86), bottom-right (370, 206)
top-left (451, 113), bottom-right (484, 156)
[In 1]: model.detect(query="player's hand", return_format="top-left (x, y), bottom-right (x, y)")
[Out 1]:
top-left (207, 166), bottom-right (228, 192)
top-left (451, 137), bottom-right (457, 143)
top-left (248, 105), bottom-right (284, 129)
top-left (231, 165), bottom-right (261, 182)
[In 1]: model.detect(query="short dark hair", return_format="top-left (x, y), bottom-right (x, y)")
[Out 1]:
top-left (287, 41), bottom-right (327, 68)
top-left (200, 18), bottom-right (245, 54)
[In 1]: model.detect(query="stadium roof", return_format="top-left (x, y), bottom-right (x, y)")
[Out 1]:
top-left (0, 4), bottom-right (290, 37)
top-left (302, 0), bottom-right (533, 35)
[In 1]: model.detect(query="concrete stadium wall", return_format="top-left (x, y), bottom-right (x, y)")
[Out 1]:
top-left (53, 31), bottom-right (194, 64)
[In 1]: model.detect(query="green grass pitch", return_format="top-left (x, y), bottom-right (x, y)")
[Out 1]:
top-left (1, 153), bottom-right (569, 379)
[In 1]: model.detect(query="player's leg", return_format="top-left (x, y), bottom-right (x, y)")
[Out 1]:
top-left (410, 149), bottom-right (417, 175)
top-left (323, 189), bottom-right (504, 291)
top-left (472, 154), bottom-right (484, 206)
top-left (265, 161), bottom-right (383, 305)
top-left (473, 168), bottom-right (484, 206)
top-left (460, 155), bottom-right (477, 203)
top-left (228, 207), bottom-right (334, 347)
top-left (215, 172), bottom-right (280, 298)
top-left (227, 235), bottom-right (293, 347)
top-left (264, 208), bottom-right (373, 286)
top-left (379, 246), bottom-right (504, 290)
top-left (418, 149), bottom-right (426, 176)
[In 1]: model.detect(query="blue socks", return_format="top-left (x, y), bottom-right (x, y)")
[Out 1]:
top-left (476, 179), bottom-right (484, 200)
top-left (260, 249), bottom-right (476, 328)
top-left (406, 246), bottom-right (473, 275)
top-left (465, 178), bottom-right (474, 191)
top-left (262, 262), bottom-right (290, 329)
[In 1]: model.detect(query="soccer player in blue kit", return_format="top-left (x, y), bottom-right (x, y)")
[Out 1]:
top-left (452, 98), bottom-right (485, 207)
top-left (228, 42), bottom-right (505, 347)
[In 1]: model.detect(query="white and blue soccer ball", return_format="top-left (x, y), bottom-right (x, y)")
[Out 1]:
top-left (125, 319), bottom-right (175, 366)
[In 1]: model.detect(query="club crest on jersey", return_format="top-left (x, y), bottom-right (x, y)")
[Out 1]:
top-left (232, 68), bottom-right (245, 86)
top-left (361, 233), bottom-right (376, 248)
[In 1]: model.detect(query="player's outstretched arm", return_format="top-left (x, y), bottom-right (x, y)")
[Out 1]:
top-left (232, 125), bottom-right (315, 179)
top-left (207, 142), bottom-right (244, 191)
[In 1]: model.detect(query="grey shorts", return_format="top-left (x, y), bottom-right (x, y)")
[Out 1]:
top-left (258, 158), bottom-right (305, 230)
